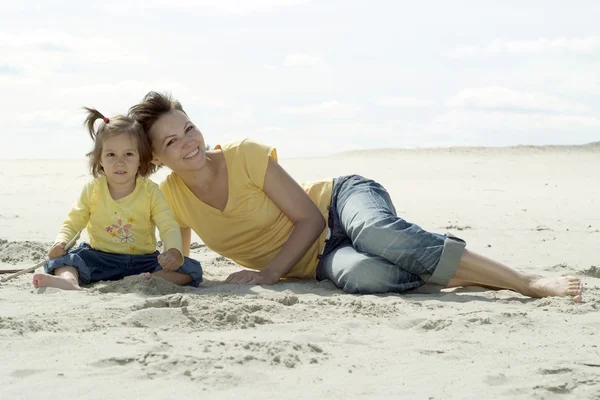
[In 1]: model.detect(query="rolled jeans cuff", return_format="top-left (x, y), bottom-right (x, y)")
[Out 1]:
top-left (422, 234), bottom-right (466, 286)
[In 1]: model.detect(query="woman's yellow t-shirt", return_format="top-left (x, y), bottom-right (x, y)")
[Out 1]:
top-left (159, 139), bottom-right (333, 279)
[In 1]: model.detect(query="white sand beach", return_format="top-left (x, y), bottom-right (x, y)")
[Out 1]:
top-left (1, 144), bottom-right (599, 399)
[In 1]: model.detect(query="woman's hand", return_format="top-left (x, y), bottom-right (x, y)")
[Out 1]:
top-left (225, 269), bottom-right (281, 285)
top-left (48, 242), bottom-right (67, 259)
top-left (158, 248), bottom-right (184, 271)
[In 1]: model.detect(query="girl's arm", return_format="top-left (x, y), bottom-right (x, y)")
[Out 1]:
top-left (225, 158), bottom-right (325, 284)
top-left (181, 227), bottom-right (191, 257)
top-left (53, 182), bottom-right (92, 255)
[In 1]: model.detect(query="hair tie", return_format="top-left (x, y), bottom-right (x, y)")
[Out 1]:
top-left (103, 117), bottom-right (110, 123)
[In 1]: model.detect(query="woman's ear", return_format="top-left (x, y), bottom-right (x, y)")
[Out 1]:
top-left (151, 156), bottom-right (162, 166)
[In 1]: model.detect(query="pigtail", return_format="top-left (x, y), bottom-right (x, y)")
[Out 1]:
top-left (82, 107), bottom-right (108, 142)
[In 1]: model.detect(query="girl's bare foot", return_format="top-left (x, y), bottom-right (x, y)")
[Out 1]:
top-left (32, 273), bottom-right (81, 290)
top-left (525, 275), bottom-right (583, 302)
top-left (141, 272), bottom-right (152, 280)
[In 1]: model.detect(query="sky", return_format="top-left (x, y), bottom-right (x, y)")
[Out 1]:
top-left (1, 0), bottom-right (599, 159)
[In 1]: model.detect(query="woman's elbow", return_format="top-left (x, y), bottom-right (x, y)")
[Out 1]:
top-left (311, 212), bottom-right (326, 235)
top-left (294, 206), bottom-right (326, 235)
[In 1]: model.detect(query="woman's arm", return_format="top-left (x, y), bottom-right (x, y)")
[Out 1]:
top-left (225, 158), bottom-right (326, 284)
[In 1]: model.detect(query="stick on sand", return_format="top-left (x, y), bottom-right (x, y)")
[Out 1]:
top-left (0, 232), bottom-right (81, 283)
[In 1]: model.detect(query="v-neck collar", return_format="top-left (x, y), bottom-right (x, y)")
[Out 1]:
top-left (175, 146), bottom-right (231, 214)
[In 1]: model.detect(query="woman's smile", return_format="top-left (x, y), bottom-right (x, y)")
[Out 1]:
top-left (183, 147), bottom-right (200, 159)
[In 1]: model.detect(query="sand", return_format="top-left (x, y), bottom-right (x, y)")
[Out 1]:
top-left (0, 145), bottom-right (599, 399)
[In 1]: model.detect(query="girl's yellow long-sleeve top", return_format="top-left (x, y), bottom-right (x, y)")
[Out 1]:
top-left (56, 176), bottom-right (183, 256)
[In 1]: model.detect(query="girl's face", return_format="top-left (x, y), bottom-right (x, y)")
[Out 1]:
top-left (99, 132), bottom-right (140, 187)
top-left (149, 110), bottom-right (207, 172)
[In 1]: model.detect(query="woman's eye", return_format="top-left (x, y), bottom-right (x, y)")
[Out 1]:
top-left (167, 139), bottom-right (176, 147)
top-left (185, 125), bottom-right (194, 133)
top-left (127, 152), bottom-right (135, 156)
top-left (106, 153), bottom-right (115, 157)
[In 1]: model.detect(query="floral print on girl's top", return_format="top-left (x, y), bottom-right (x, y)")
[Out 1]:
top-left (107, 216), bottom-right (135, 247)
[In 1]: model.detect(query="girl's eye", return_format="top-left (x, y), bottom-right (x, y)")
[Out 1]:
top-left (167, 139), bottom-right (176, 147)
top-left (127, 152), bottom-right (135, 156)
top-left (185, 125), bottom-right (194, 133)
top-left (106, 153), bottom-right (115, 157)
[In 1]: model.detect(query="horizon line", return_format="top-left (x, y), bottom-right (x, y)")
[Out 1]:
top-left (1, 141), bottom-right (599, 161)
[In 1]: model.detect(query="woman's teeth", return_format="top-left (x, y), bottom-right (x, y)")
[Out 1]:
top-left (184, 147), bottom-right (199, 159)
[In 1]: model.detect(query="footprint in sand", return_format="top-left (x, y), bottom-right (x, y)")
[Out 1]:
top-left (131, 294), bottom-right (190, 310)
top-left (10, 369), bottom-right (45, 378)
top-left (391, 318), bottom-right (452, 331)
top-left (579, 266), bottom-right (600, 278)
top-left (539, 367), bottom-right (572, 375)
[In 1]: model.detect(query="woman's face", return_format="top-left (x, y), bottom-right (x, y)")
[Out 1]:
top-left (149, 110), bottom-right (207, 172)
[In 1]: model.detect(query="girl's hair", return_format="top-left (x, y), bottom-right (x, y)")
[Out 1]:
top-left (127, 91), bottom-right (187, 147)
top-left (83, 107), bottom-right (155, 177)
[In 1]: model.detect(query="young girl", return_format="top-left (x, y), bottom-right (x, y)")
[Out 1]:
top-left (32, 108), bottom-right (203, 290)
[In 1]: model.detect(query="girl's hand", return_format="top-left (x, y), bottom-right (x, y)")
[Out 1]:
top-left (225, 269), bottom-right (281, 285)
top-left (158, 248), bottom-right (183, 271)
top-left (48, 242), bottom-right (67, 259)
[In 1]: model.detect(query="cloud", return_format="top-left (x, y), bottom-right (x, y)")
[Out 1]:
top-left (487, 37), bottom-right (600, 54)
top-left (449, 36), bottom-right (600, 58)
top-left (433, 109), bottom-right (600, 129)
top-left (280, 101), bottom-right (360, 119)
top-left (57, 80), bottom-right (231, 109)
top-left (0, 64), bottom-right (22, 75)
top-left (0, 29), bottom-right (150, 77)
top-left (428, 110), bottom-right (600, 143)
top-left (373, 96), bottom-right (432, 108)
top-left (232, 109), bottom-right (253, 120)
top-left (100, 0), bottom-right (310, 14)
top-left (282, 54), bottom-right (332, 72)
top-left (0, 109), bottom-right (82, 127)
top-left (0, 78), bottom-right (229, 139)
top-left (448, 45), bottom-right (478, 58)
top-left (0, 30), bottom-right (108, 50)
top-left (445, 86), bottom-right (589, 113)
top-left (256, 126), bottom-right (286, 134)
top-left (544, 114), bottom-right (600, 128)
top-left (284, 54), bottom-right (323, 67)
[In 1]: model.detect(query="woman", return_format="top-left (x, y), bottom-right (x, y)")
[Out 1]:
top-left (128, 92), bottom-right (583, 301)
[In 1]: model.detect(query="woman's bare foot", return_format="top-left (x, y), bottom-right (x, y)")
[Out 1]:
top-left (525, 275), bottom-right (583, 302)
top-left (450, 250), bottom-right (583, 302)
top-left (32, 273), bottom-right (81, 290)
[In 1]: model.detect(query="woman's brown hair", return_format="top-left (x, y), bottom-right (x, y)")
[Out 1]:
top-left (128, 91), bottom-right (187, 147)
top-left (83, 107), bottom-right (155, 177)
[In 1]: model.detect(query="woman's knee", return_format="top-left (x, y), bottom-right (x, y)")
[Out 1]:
top-left (319, 245), bottom-right (423, 294)
top-left (336, 258), bottom-right (402, 294)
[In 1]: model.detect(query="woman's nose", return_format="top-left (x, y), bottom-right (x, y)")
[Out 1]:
top-left (183, 136), bottom-right (196, 148)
